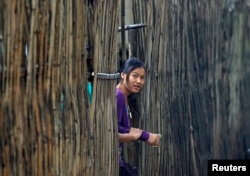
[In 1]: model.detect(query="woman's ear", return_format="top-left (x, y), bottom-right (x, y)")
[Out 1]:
top-left (121, 72), bottom-right (124, 79)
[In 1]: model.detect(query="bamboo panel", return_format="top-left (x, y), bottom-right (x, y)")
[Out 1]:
top-left (129, 0), bottom-right (250, 176)
top-left (0, 0), bottom-right (99, 175)
top-left (90, 1), bottom-right (119, 176)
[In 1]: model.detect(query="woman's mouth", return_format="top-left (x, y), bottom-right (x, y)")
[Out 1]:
top-left (133, 85), bottom-right (141, 91)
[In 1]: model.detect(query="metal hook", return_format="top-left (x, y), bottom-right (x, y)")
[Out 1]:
top-left (88, 72), bottom-right (120, 80)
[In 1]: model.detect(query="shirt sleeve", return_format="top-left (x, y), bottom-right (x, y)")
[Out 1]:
top-left (116, 92), bottom-right (130, 133)
top-left (139, 131), bottom-right (150, 141)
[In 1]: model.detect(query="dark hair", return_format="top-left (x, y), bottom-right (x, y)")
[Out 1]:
top-left (123, 58), bottom-right (145, 118)
top-left (122, 57), bottom-right (145, 74)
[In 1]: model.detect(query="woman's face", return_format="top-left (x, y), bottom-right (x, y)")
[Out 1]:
top-left (123, 67), bottom-right (145, 94)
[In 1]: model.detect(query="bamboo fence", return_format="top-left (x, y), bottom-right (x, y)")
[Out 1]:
top-left (0, 0), bottom-right (118, 176)
top-left (1, 0), bottom-right (250, 176)
top-left (90, 1), bottom-right (119, 176)
top-left (122, 0), bottom-right (250, 176)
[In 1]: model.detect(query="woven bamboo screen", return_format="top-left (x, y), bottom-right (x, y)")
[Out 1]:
top-left (90, 1), bottom-right (119, 176)
top-left (1, 0), bottom-right (250, 176)
top-left (0, 1), bottom-right (118, 176)
top-left (122, 0), bottom-right (250, 176)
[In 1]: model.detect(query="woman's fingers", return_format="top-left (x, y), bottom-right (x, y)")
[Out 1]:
top-left (147, 133), bottom-right (161, 147)
top-left (130, 127), bottom-right (142, 140)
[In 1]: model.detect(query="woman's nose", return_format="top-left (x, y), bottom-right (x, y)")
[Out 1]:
top-left (136, 78), bottom-right (143, 83)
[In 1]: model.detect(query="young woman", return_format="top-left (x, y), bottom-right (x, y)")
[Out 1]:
top-left (116, 57), bottom-right (161, 176)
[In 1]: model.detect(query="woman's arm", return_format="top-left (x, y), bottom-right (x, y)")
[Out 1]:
top-left (118, 127), bottom-right (142, 143)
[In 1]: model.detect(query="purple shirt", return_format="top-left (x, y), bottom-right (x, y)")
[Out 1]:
top-left (116, 88), bottom-right (149, 165)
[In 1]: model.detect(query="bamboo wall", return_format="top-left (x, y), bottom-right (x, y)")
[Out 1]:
top-left (1, 0), bottom-right (250, 176)
top-left (123, 0), bottom-right (250, 176)
top-left (90, 1), bottom-right (119, 175)
top-left (0, 1), bottom-right (118, 176)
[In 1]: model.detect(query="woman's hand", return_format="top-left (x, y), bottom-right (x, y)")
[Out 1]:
top-left (147, 133), bottom-right (161, 147)
top-left (129, 127), bottom-right (142, 141)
